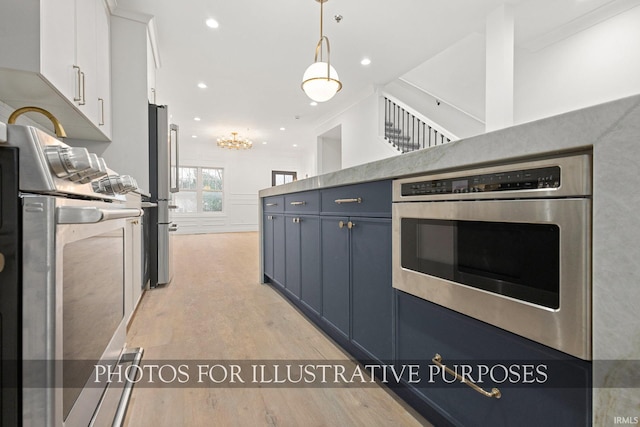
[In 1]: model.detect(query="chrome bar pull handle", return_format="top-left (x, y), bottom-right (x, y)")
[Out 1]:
top-left (79, 71), bottom-right (86, 105)
top-left (335, 198), bottom-right (362, 204)
top-left (57, 207), bottom-right (143, 224)
top-left (98, 98), bottom-right (105, 125)
top-left (432, 354), bottom-right (502, 399)
top-left (73, 65), bottom-right (82, 102)
top-left (112, 348), bottom-right (144, 427)
top-left (266, 203), bottom-right (278, 207)
top-left (290, 201), bottom-right (306, 206)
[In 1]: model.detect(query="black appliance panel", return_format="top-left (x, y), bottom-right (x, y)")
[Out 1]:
top-left (0, 147), bottom-right (21, 426)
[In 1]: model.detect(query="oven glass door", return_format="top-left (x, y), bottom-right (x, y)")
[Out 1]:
top-left (62, 227), bottom-right (125, 421)
top-left (401, 218), bottom-right (560, 308)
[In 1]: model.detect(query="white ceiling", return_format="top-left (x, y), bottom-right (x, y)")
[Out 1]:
top-left (114, 0), bottom-right (633, 152)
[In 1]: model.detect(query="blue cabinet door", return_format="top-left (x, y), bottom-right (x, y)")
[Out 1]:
top-left (396, 291), bottom-right (591, 427)
top-left (300, 215), bottom-right (321, 314)
top-left (321, 216), bottom-right (350, 337)
top-left (263, 214), bottom-right (274, 280)
top-left (351, 218), bottom-right (393, 363)
top-left (272, 214), bottom-right (286, 287)
top-left (285, 216), bottom-right (301, 298)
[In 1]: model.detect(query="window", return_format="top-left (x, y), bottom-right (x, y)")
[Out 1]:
top-left (272, 170), bottom-right (297, 186)
top-left (173, 167), bottom-right (223, 213)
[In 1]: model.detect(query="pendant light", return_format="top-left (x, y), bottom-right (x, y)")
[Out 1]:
top-left (301, 0), bottom-right (342, 102)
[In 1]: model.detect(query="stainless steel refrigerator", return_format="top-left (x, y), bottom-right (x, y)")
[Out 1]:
top-left (149, 104), bottom-right (179, 287)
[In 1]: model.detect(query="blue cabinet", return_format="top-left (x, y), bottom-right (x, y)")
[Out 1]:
top-left (320, 213), bottom-right (393, 362)
top-left (263, 178), bottom-right (590, 426)
top-left (351, 217), bottom-right (393, 363)
top-left (299, 216), bottom-right (321, 314)
top-left (285, 191), bottom-right (320, 214)
top-left (321, 216), bottom-right (350, 337)
top-left (263, 213), bottom-right (285, 287)
top-left (285, 215), bottom-right (301, 298)
top-left (263, 213), bottom-right (274, 280)
top-left (284, 214), bottom-right (321, 304)
top-left (396, 291), bottom-right (591, 427)
top-left (320, 181), bottom-right (392, 217)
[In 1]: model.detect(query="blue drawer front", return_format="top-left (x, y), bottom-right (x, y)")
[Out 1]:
top-left (284, 191), bottom-right (320, 214)
top-left (263, 196), bottom-right (284, 213)
top-left (321, 180), bottom-right (391, 217)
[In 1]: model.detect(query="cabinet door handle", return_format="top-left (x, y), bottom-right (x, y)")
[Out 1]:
top-left (292, 217), bottom-right (302, 223)
top-left (335, 198), bottom-right (362, 204)
top-left (338, 221), bottom-right (345, 229)
top-left (73, 65), bottom-right (82, 102)
top-left (267, 215), bottom-right (273, 220)
top-left (290, 201), bottom-right (306, 206)
top-left (347, 221), bottom-right (355, 229)
top-left (79, 71), bottom-right (86, 105)
top-left (266, 203), bottom-right (278, 207)
top-left (98, 98), bottom-right (105, 125)
top-left (432, 354), bottom-right (502, 399)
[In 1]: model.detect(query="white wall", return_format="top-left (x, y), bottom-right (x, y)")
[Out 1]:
top-left (397, 5), bottom-right (640, 134)
top-left (318, 136), bottom-right (342, 174)
top-left (515, 5), bottom-right (640, 125)
top-left (173, 139), bottom-right (308, 234)
top-left (315, 89), bottom-right (399, 170)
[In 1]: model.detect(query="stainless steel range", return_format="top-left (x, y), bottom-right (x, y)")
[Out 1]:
top-left (0, 113), bottom-right (144, 427)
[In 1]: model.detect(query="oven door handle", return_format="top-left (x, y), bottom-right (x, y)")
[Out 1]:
top-left (57, 206), bottom-right (144, 224)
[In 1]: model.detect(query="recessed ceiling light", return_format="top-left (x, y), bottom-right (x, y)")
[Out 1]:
top-left (361, 58), bottom-right (371, 66)
top-left (206, 18), bottom-right (219, 29)
top-left (194, 117), bottom-right (201, 121)
top-left (293, 144), bottom-right (298, 147)
top-left (197, 82), bottom-right (207, 89)
top-left (280, 127), bottom-right (286, 131)
top-left (262, 141), bottom-right (267, 145)
top-left (310, 102), bottom-right (318, 106)
top-left (192, 135), bottom-right (197, 138)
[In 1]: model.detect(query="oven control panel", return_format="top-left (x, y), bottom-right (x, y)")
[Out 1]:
top-left (401, 166), bottom-right (561, 196)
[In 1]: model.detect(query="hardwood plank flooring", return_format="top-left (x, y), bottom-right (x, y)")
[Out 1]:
top-left (124, 232), bottom-right (430, 427)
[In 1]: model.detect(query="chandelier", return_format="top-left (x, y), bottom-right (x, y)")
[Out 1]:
top-left (217, 132), bottom-right (253, 149)
top-left (301, 0), bottom-right (342, 102)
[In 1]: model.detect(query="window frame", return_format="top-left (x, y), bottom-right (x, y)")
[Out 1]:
top-left (174, 166), bottom-right (225, 214)
top-left (272, 170), bottom-right (297, 187)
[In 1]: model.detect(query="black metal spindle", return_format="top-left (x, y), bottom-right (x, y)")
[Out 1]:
top-left (381, 97), bottom-right (452, 153)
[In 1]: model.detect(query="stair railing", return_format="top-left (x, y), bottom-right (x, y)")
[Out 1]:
top-left (383, 95), bottom-right (455, 153)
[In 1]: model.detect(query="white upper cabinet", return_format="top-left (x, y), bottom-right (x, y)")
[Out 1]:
top-left (75, 0), bottom-right (99, 125)
top-left (0, 0), bottom-right (112, 141)
top-left (40, 0), bottom-right (76, 105)
top-left (95, 0), bottom-right (112, 139)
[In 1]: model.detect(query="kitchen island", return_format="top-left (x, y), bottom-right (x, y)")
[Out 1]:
top-left (259, 94), bottom-right (640, 426)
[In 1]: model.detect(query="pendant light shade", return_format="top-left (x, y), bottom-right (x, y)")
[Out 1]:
top-left (301, 0), bottom-right (342, 102)
top-left (302, 61), bottom-right (341, 102)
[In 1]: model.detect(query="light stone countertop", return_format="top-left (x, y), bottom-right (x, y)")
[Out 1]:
top-left (259, 94), bottom-right (640, 424)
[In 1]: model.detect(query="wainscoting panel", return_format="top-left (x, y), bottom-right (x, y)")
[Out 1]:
top-left (172, 193), bottom-right (259, 234)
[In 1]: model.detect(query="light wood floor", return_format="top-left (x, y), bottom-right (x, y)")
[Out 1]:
top-left (124, 232), bottom-right (430, 427)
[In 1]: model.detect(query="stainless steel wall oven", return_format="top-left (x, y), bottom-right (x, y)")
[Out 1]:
top-left (392, 152), bottom-right (592, 360)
